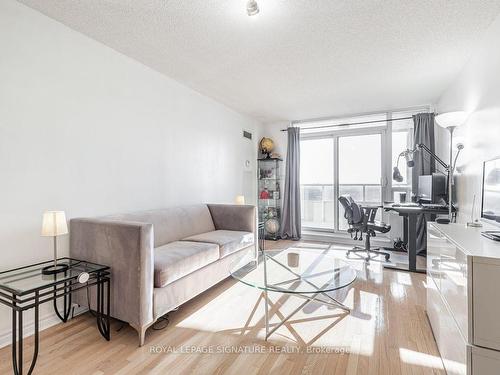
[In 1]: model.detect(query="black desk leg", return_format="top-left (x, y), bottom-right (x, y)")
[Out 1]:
top-left (12, 292), bottom-right (39, 375)
top-left (407, 213), bottom-right (418, 272)
top-left (384, 213), bottom-right (426, 274)
top-left (403, 215), bottom-right (408, 244)
top-left (96, 273), bottom-right (111, 341)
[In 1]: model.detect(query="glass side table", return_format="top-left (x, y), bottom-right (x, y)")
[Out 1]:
top-left (0, 257), bottom-right (111, 375)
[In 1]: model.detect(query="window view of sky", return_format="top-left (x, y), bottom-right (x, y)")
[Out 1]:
top-left (300, 138), bottom-right (333, 185)
top-left (301, 134), bottom-right (382, 185)
top-left (338, 134), bottom-right (380, 184)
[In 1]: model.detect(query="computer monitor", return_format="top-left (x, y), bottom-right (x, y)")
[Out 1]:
top-left (418, 173), bottom-right (447, 203)
top-left (481, 157), bottom-right (500, 224)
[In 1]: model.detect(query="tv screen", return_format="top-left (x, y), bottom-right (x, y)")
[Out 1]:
top-left (482, 157), bottom-right (500, 224)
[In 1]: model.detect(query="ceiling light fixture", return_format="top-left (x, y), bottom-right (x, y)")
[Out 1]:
top-left (247, 0), bottom-right (259, 16)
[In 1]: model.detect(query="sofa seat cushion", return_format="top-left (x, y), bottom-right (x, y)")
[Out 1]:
top-left (154, 241), bottom-right (219, 288)
top-left (182, 230), bottom-right (254, 258)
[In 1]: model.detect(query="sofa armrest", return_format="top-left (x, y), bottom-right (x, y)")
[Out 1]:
top-left (70, 218), bottom-right (154, 329)
top-left (207, 204), bottom-right (256, 233)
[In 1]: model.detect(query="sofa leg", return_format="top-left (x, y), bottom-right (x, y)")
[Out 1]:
top-left (130, 323), bottom-right (148, 347)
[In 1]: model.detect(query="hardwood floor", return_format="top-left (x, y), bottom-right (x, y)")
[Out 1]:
top-left (0, 240), bottom-right (444, 375)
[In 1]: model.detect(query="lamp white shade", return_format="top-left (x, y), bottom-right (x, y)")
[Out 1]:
top-left (41, 211), bottom-right (68, 236)
top-left (235, 195), bottom-right (246, 205)
top-left (435, 111), bottom-right (469, 129)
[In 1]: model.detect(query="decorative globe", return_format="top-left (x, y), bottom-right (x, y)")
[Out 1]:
top-left (265, 218), bottom-right (280, 235)
top-left (259, 137), bottom-right (274, 154)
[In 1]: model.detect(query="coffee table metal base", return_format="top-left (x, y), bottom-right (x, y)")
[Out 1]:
top-left (263, 289), bottom-right (350, 340)
top-left (262, 254), bottom-right (351, 340)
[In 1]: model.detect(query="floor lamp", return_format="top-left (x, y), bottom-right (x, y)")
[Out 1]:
top-left (435, 111), bottom-right (469, 224)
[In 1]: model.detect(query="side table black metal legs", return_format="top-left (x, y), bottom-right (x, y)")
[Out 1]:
top-left (4, 268), bottom-right (111, 375)
top-left (53, 280), bottom-right (72, 322)
top-left (96, 272), bottom-right (111, 340)
top-left (12, 292), bottom-right (40, 375)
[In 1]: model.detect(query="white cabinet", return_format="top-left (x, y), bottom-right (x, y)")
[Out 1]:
top-left (427, 223), bottom-right (500, 375)
top-left (427, 275), bottom-right (467, 375)
top-left (469, 345), bottom-right (500, 375)
top-left (472, 259), bottom-right (500, 351)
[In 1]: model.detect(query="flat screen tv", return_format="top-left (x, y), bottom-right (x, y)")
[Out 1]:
top-left (481, 157), bottom-right (500, 225)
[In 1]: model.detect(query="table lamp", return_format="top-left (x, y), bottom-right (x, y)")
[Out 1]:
top-left (41, 210), bottom-right (69, 275)
top-left (235, 195), bottom-right (245, 205)
top-left (435, 111), bottom-right (469, 223)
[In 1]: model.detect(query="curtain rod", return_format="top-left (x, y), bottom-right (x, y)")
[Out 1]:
top-left (280, 115), bottom-right (422, 132)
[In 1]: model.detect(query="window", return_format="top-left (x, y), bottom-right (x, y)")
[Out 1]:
top-left (338, 133), bottom-right (382, 230)
top-left (300, 138), bottom-right (334, 229)
top-left (299, 107), bottom-right (427, 233)
top-left (391, 112), bottom-right (415, 201)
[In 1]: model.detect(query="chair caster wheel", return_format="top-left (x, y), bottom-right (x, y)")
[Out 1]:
top-left (385, 254), bottom-right (390, 262)
top-left (346, 251), bottom-right (350, 258)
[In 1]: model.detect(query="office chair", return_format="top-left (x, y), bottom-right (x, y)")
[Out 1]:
top-left (338, 195), bottom-right (391, 263)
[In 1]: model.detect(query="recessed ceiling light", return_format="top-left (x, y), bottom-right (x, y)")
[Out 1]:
top-left (247, 0), bottom-right (259, 16)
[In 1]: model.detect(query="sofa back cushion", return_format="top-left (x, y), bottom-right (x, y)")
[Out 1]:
top-left (104, 204), bottom-right (215, 247)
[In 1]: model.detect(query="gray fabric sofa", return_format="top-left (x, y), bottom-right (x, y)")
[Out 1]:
top-left (69, 204), bottom-right (256, 345)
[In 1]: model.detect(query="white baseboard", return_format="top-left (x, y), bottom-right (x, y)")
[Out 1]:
top-left (0, 312), bottom-right (62, 349)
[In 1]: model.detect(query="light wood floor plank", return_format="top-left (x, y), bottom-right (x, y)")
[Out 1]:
top-left (0, 240), bottom-right (445, 375)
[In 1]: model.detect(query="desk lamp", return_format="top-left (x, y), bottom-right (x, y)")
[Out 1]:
top-left (393, 112), bottom-right (467, 224)
top-left (41, 211), bottom-right (69, 275)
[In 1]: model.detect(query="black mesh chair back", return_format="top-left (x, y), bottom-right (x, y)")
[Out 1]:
top-left (338, 195), bottom-right (363, 225)
top-left (338, 194), bottom-right (391, 263)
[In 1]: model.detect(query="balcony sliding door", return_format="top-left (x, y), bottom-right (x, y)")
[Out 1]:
top-left (300, 130), bottom-right (386, 233)
top-left (300, 137), bottom-right (335, 230)
top-left (338, 133), bottom-right (383, 230)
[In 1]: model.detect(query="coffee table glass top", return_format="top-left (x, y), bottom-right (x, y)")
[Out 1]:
top-left (230, 248), bottom-right (356, 294)
top-left (0, 258), bottom-right (109, 295)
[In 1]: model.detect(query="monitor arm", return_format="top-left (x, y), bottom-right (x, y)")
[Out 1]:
top-left (414, 143), bottom-right (449, 171)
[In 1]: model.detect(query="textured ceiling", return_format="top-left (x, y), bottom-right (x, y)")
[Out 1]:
top-left (18, 0), bottom-right (500, 123)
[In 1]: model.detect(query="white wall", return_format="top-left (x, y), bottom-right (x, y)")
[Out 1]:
top-left (262, 122), bottom-right (289, 161)
top-left (436, 12), bottom-right (500, 224)
top-left (0, 0), bottom-right (261, 346)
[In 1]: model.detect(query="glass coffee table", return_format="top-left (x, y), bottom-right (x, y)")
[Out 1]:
top-left (230, 247), bottom-right (356, 340)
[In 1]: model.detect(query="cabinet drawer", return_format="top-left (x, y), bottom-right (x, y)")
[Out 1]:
top-left (427, 275), bottom-right (467, 375)
top-left (440, 244), bottom-right (468, 341)
top-left (470, 344), bottom-right (500, 375)
top-left (428, 225), bottom-right (458, 286)
top-left (427, 276), bottom-right (441, 342)
top-left (427, 226), bottom-right (445, 289)
top-left (473, 260), bottom-right (500, 351)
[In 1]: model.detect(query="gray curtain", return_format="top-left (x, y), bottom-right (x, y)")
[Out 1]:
top-left (412, 113), bottom-right (436, 254)
top-left (280, 127), bottom-right (301, 240)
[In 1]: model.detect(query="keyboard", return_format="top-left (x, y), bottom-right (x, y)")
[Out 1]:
top-left (390, 203), bottom-right (448, 210)
top-left (392, 203), bottom-right (420, 208)
top-left (421, 203), bottom-right (447, 209)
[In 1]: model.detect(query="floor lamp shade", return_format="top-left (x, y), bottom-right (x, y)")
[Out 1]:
top-left (41, 211), bottom-right (69, 275)
top-left (435, 111), bottom-right (468, 129)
